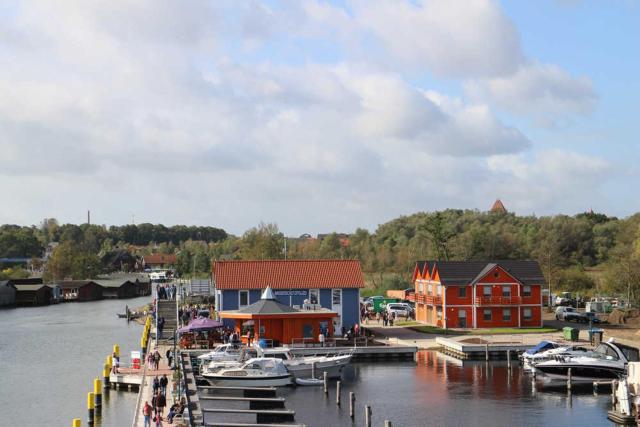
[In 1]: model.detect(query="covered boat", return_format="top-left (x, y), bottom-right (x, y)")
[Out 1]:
top-left (202, 357), bottom-right (292, 387)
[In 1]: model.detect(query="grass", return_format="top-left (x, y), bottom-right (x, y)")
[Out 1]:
top-left (404, 325), bottom-right (559, 336)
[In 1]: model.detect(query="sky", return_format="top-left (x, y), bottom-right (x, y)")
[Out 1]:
top-left (0, 0), bottom-right (639, 236)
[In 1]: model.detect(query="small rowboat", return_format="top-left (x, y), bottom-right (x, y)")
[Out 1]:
top-left (295, 377), bottom-right (324, 386)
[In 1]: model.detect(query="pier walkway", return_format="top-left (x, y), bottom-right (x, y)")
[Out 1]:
top-left (134, 344), bottom-right (178, 426)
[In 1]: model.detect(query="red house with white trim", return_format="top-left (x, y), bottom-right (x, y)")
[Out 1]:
top-left (410, 260), bottom-right (545, 329)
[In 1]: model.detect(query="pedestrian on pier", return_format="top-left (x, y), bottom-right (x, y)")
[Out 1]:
top-left (112, 351), bottom-right (120, 374)
top-left (166, 348), bottom-right (173, 369)
top-left (153, 376), bottom-right (160, 394)
top-left (156, 390), bottom-right (167, 419)
top-left (153, 350), bottom-right (162, 370)
top-left (142, 401), bottom-right (152, 427)
top-left (157, 317), bottom-right (165, 340)
top-left (160, 374), bottom-right (168, 395)
top-left (147, 351), bottom-right (154, 369)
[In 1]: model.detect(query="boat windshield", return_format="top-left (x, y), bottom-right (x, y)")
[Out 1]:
top-left (593, 344), bottom-right (619, 360)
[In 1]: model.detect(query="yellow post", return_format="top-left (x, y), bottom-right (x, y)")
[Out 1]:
top-left (113, 344), bottom-right (120, 358)
top-left (106, 355), bottom-right (112, 369)
top-left (72, 418), bottom-right (81, 427)
top-left (103, 364), bottom-right (110, 388)
top-left (94, 378), bottom-right (102, 414)
top-left (87, 392), bottom-right (95, 424)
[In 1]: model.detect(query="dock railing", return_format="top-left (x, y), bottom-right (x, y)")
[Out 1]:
top-left (131, 343), bottom-right (149, 427)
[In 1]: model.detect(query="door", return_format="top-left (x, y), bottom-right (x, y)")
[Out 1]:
top-left (458, 310), bottom-right (467, 328)
top-left (332, 289), bottom-right (343, 331)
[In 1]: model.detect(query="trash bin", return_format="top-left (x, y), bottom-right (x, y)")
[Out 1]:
top-left (563, 327), bottom-right (579, 341)
top-left (588, 328), bottom-right (604, 345)
top-left (258, 338), bottom-right (268, 348)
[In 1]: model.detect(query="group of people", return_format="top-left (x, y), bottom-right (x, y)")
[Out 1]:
top-left (142, 378), bottom-right (186, 426)
top-left (221, 329), bottom-right (242, 345)
top-left (156, 283), bottom-right (177, 300)
top-left (147, 348), bottom-right (174, 370)
top-left (178, 304), bottom-right (215, 327)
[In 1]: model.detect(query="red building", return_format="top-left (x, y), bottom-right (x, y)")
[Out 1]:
top-left (410, 260), bottom-right (545, 329)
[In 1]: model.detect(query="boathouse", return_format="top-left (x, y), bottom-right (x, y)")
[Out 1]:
top-left (98, 279), bottom-right (139, 299)
top-left (410, 260), bottom-right (545, 329)
top-left (14, 284), bottom-right (54, 305)
top-left (58, 280), bottom-right (103, 301)
top-left (142, 254), bottom-right (177, 270)
top-left (213, 260), bottom-right (365, 332)
top-left (219, 286), bottom-right (337, 346)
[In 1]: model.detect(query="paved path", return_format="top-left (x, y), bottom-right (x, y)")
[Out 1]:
top-left (365, 325), bottom-right (440, 349)
top-left (135, 345), bottom-right (176, 426)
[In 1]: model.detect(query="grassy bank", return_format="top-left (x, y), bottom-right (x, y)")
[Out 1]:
top-left (400, 323), bottom-right (559, 335)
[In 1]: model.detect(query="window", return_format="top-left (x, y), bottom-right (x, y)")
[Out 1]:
top-left (436, 285), bottom-right (442, 296)
top-left (436, 306), bottom-right (443, 319)
top-left (458, 287), bottom-right (467, 298)
top-left (523, 308), bottom-right (532, 320)
top-left (418, 283), bottom-right (424, 293)
top-left (427, 284), bottom-right (433, 295)
top-left (302, 324), bottom-right (313, 338)
top-left (332, 289), bottom-right (342, 306)
top-left (483, 286), bottom-right (491, 297)
top-left (458, 310), bottom-right (466, 318)
top-left (309, 289), bottom-right (319, 305)
top-left (483, 309), bottom-right (492, 321)
top-left (502, 286), bottom-right (511, 297)
top-left (523, 286), bottom-right (531, 297)
top-left (502, 309), bottom-right (511, 321)
top-left (239, 290), bottom-right (249, 308)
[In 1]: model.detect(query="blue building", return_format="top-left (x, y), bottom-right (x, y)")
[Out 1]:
top-left (213, 259), bottom-right (365, 333)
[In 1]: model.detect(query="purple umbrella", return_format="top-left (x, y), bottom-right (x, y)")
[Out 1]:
top-left (178, 317), bottom-right (224, 333)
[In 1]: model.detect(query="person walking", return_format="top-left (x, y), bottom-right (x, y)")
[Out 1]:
top-left (157, 317), bottom-right (165, 340)
top-left (152, 376), bottom-right (160, 395)
top-left (153, 349), bottom-right (162, 370)
top-left (160, 374), bottom-right (168, 395)
top-left (156, 390), bottom-right (167, 419)
top-left (165, 348), bottom-right (173, 369)
top-left (142, 401), bottom-right (152, 427)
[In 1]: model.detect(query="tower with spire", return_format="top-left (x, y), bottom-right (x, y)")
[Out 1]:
top-left (490, 199), bottom-right (507, 214)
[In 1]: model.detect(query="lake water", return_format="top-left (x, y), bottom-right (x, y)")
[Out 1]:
top-left (202, 350), bottom-right (617, 426)
top-left (0, 296), bottom-right (149, 427)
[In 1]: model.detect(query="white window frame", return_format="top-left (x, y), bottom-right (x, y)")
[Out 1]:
top-left (309, 288), bottom-right (320, 305)
top-left (436, 285), bottom-right (442, 296)
top-left (427, 284), bottom-right (433, 295)
top-left (523, 285), bottom-right (532, 297)
top-left (239, 290), bottom-right (249, 308)
top-left (523, 308), bottom-right (532, 320)
top-left (502, 308), bottom-right (511, 321)
top-left (331, 289), bottom-right (342, 306)
top-left (483, 286), bottom-right (491, 297)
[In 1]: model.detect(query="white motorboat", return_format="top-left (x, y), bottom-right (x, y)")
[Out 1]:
top-left (295, 377), bottom-right (324, 386)
top-left (255, 346), bottom-right (352, 379)
top-left (197, 344), bottom-right (243, 362)
top-left (535, 340), bottom-right (640, 383)
top-left (521, 341), bottom-right (590, 371)
top-left (202, 357), bottom-right (292, 387)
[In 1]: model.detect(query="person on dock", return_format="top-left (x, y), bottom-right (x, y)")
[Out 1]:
top-left (157, 317), bottom-right (165, 340)
top-left (166, 348), bottom-right (173, 369)
top-left (142, 401), bottom-right (152, 427)
top-left (112, 351), bottom-right (120, 374)
top-left (152, 376), bottom-right (160, 395)
top-left (153, 350), bottom-right (162, 370)
top-left (156, 390), bottom-right (167, 420)
top-left (167, 400), bottom-right (184, 424)
top-left (147, 351), bottom-right (155, 369)
top-left (160, 374), bottom-right (168, 395)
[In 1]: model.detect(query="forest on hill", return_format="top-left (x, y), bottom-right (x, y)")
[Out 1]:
top-left (1, 209), bottom-right (639, 302)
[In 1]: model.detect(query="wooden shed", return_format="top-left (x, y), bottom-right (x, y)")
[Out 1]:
top-left (14, 284), bottom-right (53, 306)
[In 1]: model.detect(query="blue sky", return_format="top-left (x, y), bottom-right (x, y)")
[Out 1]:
top-left (0, 0), bottom-right (638, 235)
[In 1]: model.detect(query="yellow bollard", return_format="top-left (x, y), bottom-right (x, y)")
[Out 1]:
top-left (87, 392), bottom-right (95, 424)
top-left (113, 344), bottom-right (120, 358)
top-left (94, 378), bottom-right (102, 414)
top-left (103, 365), bottom-right (110, 388)
top-left (106, 355), bottom-right (112, 369)
top-left (72, 418), bottom-right (81, 427)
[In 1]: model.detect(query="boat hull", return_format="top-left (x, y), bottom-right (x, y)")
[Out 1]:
top-left (535, 364), bottom-right (624, 383)
top-left (203, 374), bottom-right (292, 387)
top-left (286, 359), bottom-right (349, 379)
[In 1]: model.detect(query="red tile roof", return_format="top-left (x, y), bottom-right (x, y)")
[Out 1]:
top-left (213, 260), bottom-right (365, 290)
top-left (143, 254), bottom-right (177, 265)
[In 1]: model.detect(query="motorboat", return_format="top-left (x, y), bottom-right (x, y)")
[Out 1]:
top-left (534, 339), bottom-right (640, 383)
top-left (255, 346), bottom-right (352, 379)
top-left (202, 357), bottom-right (292, 387)
top-left (197, 344), bottom-right (243, 363)
top-left (521, 341), bottom-right (590, 371)
top-left (200, 345), bottom-right (352, 379)
top-left (295, 377), bottom-right (324, 386)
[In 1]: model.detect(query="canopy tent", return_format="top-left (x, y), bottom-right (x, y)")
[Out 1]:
top-left (178, 317), bottom-right (224, 333)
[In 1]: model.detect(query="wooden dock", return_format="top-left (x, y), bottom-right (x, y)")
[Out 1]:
top-left (436, 337), bottom-right (534, 360)
top-left (290, 345), bottom-right (417, 361)
top-left (109, 368), bottom-right (143, 391)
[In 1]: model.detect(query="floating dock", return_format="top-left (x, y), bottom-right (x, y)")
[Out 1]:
top-left (437, 336), bottom-right (534, 360)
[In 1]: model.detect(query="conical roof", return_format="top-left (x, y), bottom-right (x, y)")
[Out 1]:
top-left (237, 287), bottom-right (298, 315)
top-left (261, 286), bottom-right (276, 300)
top-left (490, 199), bottom-right (507, 213)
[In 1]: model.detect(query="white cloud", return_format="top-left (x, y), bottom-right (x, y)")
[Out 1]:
top-left (465, 62), bottom-right (597, 125)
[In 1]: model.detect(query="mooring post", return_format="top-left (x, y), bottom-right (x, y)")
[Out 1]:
top-left (364, 405), bottom-right (372, 427)
top-left (103, 364), bottom-right (110, 389)
top-left (485, 344), bottom-right (489, 361)
top-left (593, 381), bottom-right (598, 395)
top-left (336, 380), bottom-right (341, 405)
top-left (87, 392), bottom-right (95, 425)
top-left (323, 371), bottom-right (328, 395)
top-left (311, 362), bottom-right (316, 380)
top-left (93, 378), bottom-right (102, 415)
top-left (72, 418), bottom-right (81, 427)
top-left (507, 350), bottom-right (511, 370)
top-left (349, 392), bottom-right (355, 419)
top-left (567, 368), bottom-right (572, 391)
top-left (612, 380), bottom-right (618, 410)
top-left (384, 421), bottom-right (393, 427)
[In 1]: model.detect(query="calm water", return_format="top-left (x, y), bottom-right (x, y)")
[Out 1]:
top-left (202, 351), bottom-right (615, 427)
top-left (0, 297), bottom-right (149, 427)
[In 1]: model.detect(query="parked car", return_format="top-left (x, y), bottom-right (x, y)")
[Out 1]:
top-left (555, 292), bottom-right (576, 307)
top-left (555, 306), bottom-right (599, 323)
top-left (386, 303), bottom-right (410, 319)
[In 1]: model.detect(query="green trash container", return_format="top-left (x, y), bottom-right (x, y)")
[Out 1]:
top-left (563, 326), bottom-right (579, 341)
top-left (570, 328), bottom-right (579, 341)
